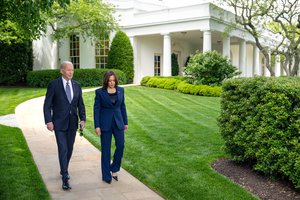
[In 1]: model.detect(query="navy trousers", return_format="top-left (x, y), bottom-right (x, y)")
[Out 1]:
top-left (100, 119), bottom-right (125, 181)
top-left (54, 129), bottom-right (76, 181)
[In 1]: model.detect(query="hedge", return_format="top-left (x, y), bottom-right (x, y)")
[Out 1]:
top-left (0, 41), bottom-right (33, 85)
top-left (27, 68), bottom-right (126, 87)
top-left (140, 76), bottom-right (221, 97)
top-left (218, 76), bottom-right (300, 188)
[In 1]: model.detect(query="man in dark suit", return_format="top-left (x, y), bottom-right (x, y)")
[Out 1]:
top-left (43, 61), bottom-right (86, 190)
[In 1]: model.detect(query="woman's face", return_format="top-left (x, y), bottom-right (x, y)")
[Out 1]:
top-left (108, 75), bottom-right (116, 88)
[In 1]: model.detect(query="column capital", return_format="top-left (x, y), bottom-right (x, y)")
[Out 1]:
top-left (160, 32), bottom-right (170, 36)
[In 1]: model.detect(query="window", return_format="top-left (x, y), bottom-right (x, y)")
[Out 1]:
top-left (95, 38), bottom-right (109, 68)
top-left (70, 35), bottom-right (80, 69)
top-left (154, 54), bottom-right (161, 76)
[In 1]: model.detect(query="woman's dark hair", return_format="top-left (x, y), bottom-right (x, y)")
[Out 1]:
top-left (102, 71), bottom-right (119, 88)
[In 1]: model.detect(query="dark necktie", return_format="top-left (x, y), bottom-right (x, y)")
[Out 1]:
top-left (66, 81), bottom-right (72, 103)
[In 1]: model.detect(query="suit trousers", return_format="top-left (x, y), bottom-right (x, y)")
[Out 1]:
top-left (100, 119), bottom-right (124, 181)
top-left (54, 129), bottom-right (77, 181)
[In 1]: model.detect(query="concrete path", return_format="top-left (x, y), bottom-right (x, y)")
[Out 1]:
top-left (14, 88), bottom-right (164, 200)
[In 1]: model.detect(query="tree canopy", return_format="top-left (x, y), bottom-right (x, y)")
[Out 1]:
top-left (46, 0), bottom-right (118, 41)
top-left (218, 0), bottom-right (300, 76)
top-left (0, 0), bottom-right (118, 43)
top-left (0, 0), bottom-right (70, 43)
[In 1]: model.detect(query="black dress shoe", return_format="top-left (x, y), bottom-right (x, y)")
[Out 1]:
top-left (112, 175), bottom-right (118, 181)
top-left (62, 180), bottom-right (72, 190)
top-left (103, 180), bottom-right (112, 184)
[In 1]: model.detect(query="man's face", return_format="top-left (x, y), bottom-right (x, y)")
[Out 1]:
top-left (61, 63), bottom-right (74, 80)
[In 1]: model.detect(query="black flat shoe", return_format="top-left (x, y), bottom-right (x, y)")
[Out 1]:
top-left (112, 175), bottom-right (118, 181)
top-left (62, 180), bottom-right (72, 190)
top-left (103, 180), bottom-right (112, 184)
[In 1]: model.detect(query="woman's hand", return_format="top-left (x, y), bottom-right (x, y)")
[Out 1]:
top-left (124, 125), bottom-right (128, 132)
top-left (95, 127), bottom-right (101, 136)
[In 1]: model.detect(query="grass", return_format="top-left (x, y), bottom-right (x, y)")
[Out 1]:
top-left (0, 125), bottom-right (50, 200)
top-left (0, 87), bottom-right (50, 200)
top-left (83, 86), bottom-right (258, 200)
top-left (0, 88), bottom-right (46, 115)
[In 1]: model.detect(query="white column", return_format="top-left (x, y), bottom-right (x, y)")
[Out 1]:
top-left (239, 39), bottom-right (246, 77)
top-left (203, 31), bottom-right (212, 52)
top-left (275, 55), bottom-right (281, 76)
top-left (129, 36), bottom-right (139, 84)
top-left (162, 33), bottom-right (172, 76)
top-left (222, 36), bottom-right (230, 59)
top-left (253, 45), bottom-right (260, 76)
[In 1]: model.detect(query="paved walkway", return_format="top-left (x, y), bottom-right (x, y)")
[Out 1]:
top-left (12, 88), bottom-right (164, 200)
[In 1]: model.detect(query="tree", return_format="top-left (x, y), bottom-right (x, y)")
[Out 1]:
top-left (46, 0), bottom-right (118, 41)
top-left (0, 0), bottom-right (118, 44)
top-left (107, 30), bottom-right (134, 83)
top-left (0, 0), bottom-right (70, 44)
top-left (184, 50), bottom-right (240, 86)
top-left (171, 53), bottom-right (179, 76)
top-left (218, 0), bottom-right (300, 76)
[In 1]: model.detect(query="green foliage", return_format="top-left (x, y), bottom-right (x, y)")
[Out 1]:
top-left (171, 53), bottom-right (179, 76)
top-left (47, 0), bottom-right (118, 41)
top-left (0, 0), bottom-right (70, 43)
top-left (107, 30), bottom-right (134, 83)
top-left (27, 68), bottom-right (126, 87)
top-left (218, 77), bottom-right (300, 188)
top-left (140, 76), bottom-right (152, 86)
top-left (177, 81), bottom-right (222, 97)
top-left (0, 41), bottom-right (33, 85)
top-left (185, 50), bottom-right (240, 86)
top-left (140, 76), bottom-right (221, 97)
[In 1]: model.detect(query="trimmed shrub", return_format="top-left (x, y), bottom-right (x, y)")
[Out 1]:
top-left (107, 30), bottom-right (134, 83)
top-left (140, 76), bottom-right (221, 97)
top-left (0, 40), bottom-right (33, 85)
top-left (176, 81), bottom-right (221, 97)
top-left (185, 50), bottom-right (240, 86)
top-left (171, 53), bottom-right (179, 76)
top-left (27, 68), bottom-right (126, 87)
top-left (218, 77), bottom-right (300, 188)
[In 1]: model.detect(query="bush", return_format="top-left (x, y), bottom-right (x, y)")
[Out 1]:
top-left (140, 76), bottom-right (221, 97)
top-left (218, 77), bottom-right (300, 188)
top-left (27, 68), bottom-right (126, 87)
top-left (185, 50), bottom-right (240, 86)
top-left (171, 53), bottom-right (179, 76)
top-left (107, 30), bottom-right (134, 83)
top-left (0, 41), bottom-right (33, 85)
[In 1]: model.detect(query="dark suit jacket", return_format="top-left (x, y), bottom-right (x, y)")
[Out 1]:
top-left (43, 77), bottom-right (86, 131)
top-left (94, 86), bottom-right (128, 131)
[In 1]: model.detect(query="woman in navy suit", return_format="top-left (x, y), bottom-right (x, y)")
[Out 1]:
top-left (94, 71), bottom-right (128, 184)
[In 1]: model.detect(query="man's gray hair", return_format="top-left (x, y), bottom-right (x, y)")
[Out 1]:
top-left (60, 61), bottom-right (73, 69)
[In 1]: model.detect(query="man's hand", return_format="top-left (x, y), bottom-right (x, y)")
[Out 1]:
top-left (124, 125), bottom-right (128, 132)
top-left (80, 121), bottom-right (85, 129)
top-left (46, 122), bottom-right (54, 132)
top-left (95, 127), bottom-right (101, 136)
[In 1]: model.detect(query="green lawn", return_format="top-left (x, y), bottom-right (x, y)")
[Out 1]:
top-left (1, 88), bottom-right (45, 115)
top-left (83, 86), bottom-right (258, 200)
top-left (0, 87), bottom-right (50, 200)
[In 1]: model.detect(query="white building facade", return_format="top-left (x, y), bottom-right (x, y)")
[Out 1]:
top-left (32, 0), bottom-right (282, 84)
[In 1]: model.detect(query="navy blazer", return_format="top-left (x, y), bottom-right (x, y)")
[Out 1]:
top-left (93, 86), bottom-right (128, 131)
top-left (43, 77), bottom-right (86, 131)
